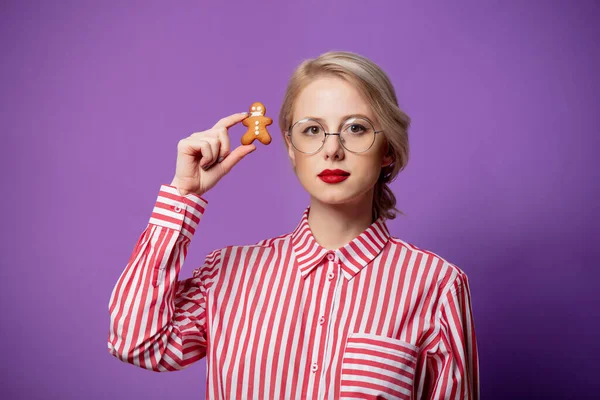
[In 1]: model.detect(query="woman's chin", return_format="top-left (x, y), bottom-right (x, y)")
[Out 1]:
top-left (315, 196), bottom-right (350, 205)
top-left (309, 188), bottom-right (360, 206)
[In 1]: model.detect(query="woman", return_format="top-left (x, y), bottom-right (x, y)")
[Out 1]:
top-left (108, 51), bottom-right (479, 399)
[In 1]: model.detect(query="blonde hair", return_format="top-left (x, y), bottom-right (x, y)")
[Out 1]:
top-left (278, 50), bottom-right (411, 221)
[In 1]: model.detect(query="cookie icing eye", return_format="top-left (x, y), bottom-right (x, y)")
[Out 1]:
top-left (257, 106), bottom-right (262, 111)
top-left (252, 106), bottom-right (256, 111)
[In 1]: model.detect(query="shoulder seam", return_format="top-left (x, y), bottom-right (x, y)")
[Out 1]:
top-left (389, 237), bottom-right (466, 275)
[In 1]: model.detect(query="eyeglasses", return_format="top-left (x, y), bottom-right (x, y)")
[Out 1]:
top-left (286, 117), bottom-right (383, 154)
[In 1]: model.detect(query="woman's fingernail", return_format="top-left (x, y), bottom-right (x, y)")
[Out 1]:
top-left (218, 156), bottom-right (224, 163)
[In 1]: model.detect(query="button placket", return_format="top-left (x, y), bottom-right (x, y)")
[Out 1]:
top-left (310, 252), bottom-right (339, 385)
top-left (315, 258), bottom-right (343, 400)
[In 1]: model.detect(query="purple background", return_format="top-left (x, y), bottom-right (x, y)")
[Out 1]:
top-left (1, 1), bottom-right (598, 399)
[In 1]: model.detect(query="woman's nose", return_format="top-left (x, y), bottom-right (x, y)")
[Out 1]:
top-left (321, 134), bottom-right (344, 160)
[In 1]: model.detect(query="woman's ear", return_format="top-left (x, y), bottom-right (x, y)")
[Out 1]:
top-left (381, 142), bottom-right (393, 167)
top-left (285, 134), bottom-right (296, 168)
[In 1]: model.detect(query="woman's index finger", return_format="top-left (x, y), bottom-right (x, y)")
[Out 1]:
top-left (212, 112), bottom-right (250, 129)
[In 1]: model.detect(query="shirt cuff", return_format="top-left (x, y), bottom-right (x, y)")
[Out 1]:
top-left (149, 184), bottom-right (208, 239)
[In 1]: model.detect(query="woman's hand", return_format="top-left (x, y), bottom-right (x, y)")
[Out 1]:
top-left (170, 112), bottom-right (257, 197)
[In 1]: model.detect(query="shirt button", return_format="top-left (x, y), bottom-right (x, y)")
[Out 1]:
top-left (311, 363), bottom-right (318, 372)
top-left (173, 204), bottom-right (182, 213)
top-left (327, 272), bottom-right (335, 280)
top-left (327, 253), bottom-right (335, 261)
top-left (318, 316), bottom-right (325, 325)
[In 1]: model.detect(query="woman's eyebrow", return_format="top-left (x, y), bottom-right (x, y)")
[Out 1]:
top-left (305, 114), bottom-right (373, 124)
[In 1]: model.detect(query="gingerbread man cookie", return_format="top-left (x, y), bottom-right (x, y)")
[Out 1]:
top-left (241, 102), bottom-right (272, 145)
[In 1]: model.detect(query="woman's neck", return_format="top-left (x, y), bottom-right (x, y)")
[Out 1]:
top-left (307, 190), bottom-right (374, 251)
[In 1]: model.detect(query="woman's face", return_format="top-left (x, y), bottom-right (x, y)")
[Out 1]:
top-left (286, 76), bottom-right (392, 206)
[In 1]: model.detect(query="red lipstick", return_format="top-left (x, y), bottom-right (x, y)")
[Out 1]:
top-left (318, 169), bottom-right (350, 184)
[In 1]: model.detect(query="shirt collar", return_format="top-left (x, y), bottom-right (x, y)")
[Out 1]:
top-left (291, 207), bottom-right (391, 281)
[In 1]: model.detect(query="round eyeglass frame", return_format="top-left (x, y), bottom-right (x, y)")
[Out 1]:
top-left (285, 117), bottom-right (384, 155)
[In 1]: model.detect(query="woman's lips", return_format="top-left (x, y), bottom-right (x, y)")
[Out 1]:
top-left (319, 175), bottom-right (349, 183)
top-left (317, 169), bottom-right (350, 184)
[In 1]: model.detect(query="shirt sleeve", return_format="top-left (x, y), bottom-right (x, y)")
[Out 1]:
top-left (425, 271), bottom-right (480, 399)
top-left (107, 184), bottom-right (220, 371)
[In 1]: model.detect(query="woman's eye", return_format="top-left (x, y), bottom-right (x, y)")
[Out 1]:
top-left (303, 126), bottom-right (321, 135)
top-left (348, 124), bottom-right (366, 134)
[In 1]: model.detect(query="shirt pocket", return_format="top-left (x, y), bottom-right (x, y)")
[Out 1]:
top-left (340, 332), bottom-right (419, 400)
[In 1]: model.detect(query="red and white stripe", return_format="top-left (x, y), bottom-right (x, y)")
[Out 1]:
top-left (108, 184), bottom-right (480, 399)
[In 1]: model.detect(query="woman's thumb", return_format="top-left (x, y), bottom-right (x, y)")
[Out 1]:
top-left (219, 144), bottom-right (257, 172)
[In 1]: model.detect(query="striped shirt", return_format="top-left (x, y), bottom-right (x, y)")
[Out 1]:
top-left (108, 184), bottom-right (480, 399)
